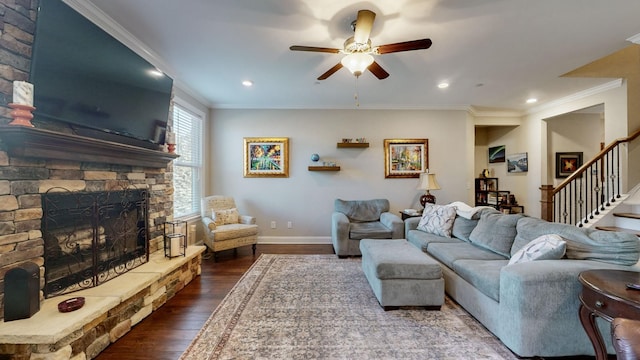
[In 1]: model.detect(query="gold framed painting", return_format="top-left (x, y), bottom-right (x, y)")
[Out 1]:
top-left (384, 139), bottom-right (428, 178)
top-left (243, 137), bottom-right (289, 178)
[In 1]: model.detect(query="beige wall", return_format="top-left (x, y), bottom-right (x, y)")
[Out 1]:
top-left (206, 109), bottom-right (473, 243)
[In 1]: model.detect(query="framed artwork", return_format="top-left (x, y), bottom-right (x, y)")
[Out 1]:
top-left (555, 152), bottom-right (583, 178)
top-left (488, 145), bottom-right (506, 163)
top-left (243, 137), bottom-right (289, 178)
top-left (507, 152), bottom-right (528, 173)
top-left (384, 139), bottom-right (428, 178)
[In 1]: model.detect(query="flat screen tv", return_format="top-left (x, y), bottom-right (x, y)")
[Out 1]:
top-left (30, 0), bottom-right (173, 150)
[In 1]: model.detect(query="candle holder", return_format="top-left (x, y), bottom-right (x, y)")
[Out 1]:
top-left (164, 220), bottom-right (187, 258)
top-left (8, 103), bottom-right (35, 127)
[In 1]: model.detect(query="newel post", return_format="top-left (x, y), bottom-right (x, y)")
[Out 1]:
top-left (540, 185), bottom-right (554, 222)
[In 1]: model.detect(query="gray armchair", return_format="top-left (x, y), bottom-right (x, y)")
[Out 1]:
top-left (331, 198), bottom-right (404, 257)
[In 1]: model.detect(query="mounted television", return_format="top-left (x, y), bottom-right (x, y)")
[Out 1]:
top-left (30, 0), bottom-right (173, 150)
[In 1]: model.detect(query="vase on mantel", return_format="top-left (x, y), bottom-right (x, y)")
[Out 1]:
top-left (8, 103), bottom-right (35, 127)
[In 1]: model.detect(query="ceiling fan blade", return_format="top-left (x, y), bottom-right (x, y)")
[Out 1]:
top-left (354, 10), bottom-right (376, 44)
top-left (376, 38), bottom-right (432, 54)
top-left (368, 61), bottom-right (389, 80)
top-left (318, 63), bottom-right (343, 80)
top-left (289, 45), bottom-right (340, 54)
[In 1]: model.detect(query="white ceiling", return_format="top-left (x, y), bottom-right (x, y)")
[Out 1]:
top-left (83, 0), bottom-right (640, 111)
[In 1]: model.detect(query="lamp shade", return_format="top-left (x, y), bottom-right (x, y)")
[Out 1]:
top-left (417, 172), bottom-right (441, 191)
top-left (341, 53), bottom-right (374, 77)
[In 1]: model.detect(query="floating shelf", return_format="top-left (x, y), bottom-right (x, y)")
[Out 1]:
top-left (337, 142), bottom-right (369, 148)
top-left (308, 166), bottom-right (340, 171)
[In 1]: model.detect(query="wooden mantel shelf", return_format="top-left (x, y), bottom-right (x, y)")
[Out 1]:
top-left (0, 126), bottom-right (178, 168)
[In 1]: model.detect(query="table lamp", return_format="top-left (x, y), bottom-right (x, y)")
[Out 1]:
top-left (417, 170), bottom-right (441, 207)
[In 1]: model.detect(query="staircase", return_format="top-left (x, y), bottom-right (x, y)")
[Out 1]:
top-left (590, 184), bottom-right (640, 236)
top-left (540, 128), bottom-right (640, 229)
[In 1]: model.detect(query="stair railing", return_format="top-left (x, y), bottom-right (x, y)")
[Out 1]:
top-left (541, 128), bottom-right (640, 225)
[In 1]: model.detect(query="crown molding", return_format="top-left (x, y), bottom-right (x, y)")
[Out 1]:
top-left (526, 78), bottom-right (623, 116)
top-left (627, 33), bottom-right (640, 44)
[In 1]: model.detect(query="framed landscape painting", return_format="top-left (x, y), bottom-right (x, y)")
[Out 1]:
top-left (243, 137), bottom-right (289, 178)
top-left (489, 145), bottom-right (506, 163)
top-left (384, 139), bottom-right (428, 178)
top-left (507, 152), bottom-right (528, 173)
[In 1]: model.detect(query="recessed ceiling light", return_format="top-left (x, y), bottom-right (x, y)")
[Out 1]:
top-left (242, 80), bottom-right (253, 87)
top-left (526, 98), bottom-right (538, 104)
top-left (437, 82), bottom-right (449, 89)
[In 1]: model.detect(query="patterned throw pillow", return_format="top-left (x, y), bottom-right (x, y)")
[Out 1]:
top-left (417, 204), bottom-right (457, 237)
top-left (212, 208), bottom-right (240, 225)
top-left (508, 234), bottom-right (566, 265)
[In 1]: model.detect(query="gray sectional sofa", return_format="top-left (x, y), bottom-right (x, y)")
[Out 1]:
top-left (404, 206), bottom-right (640, 357)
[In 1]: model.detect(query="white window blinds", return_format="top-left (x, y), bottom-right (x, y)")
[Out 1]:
top-left (172, 100), bottom-right (203, 218)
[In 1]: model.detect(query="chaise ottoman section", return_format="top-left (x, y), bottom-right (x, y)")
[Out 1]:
top-left (360, 239), bottom-right (444, 310)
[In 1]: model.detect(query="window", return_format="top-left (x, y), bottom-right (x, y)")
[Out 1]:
top-left (172, 98), bottom-right (203, 218)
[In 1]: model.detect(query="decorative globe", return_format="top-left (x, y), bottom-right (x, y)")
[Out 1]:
top-left (310, 153), bottom-right (320, 162)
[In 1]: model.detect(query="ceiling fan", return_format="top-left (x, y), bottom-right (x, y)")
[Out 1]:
top-left (290, 9), bottom-right (432, 80)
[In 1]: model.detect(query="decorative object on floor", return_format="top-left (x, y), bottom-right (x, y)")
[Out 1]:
top-left (384, 138), bottom-right (428, 178)
top-left (180, 254), bottom-right (517, 360)
top-left (555, 152), bottom-right (583, 178)
top-left (310, 153), bottom-right (320, 162)
top-left (164, 220), bottom-right (187, 258)
top-left (200, 195), bottom-right (257, 257)
top-left (417, 169), bottom-right (441, 206)
top-left (489, 145), bottom-right (506, 163)
top-left (3, 262), bottom-right (40, 321)
top-left (243, 137), bottom-right (289, 178)
top-left (506, 152), bottom-right (528, 173)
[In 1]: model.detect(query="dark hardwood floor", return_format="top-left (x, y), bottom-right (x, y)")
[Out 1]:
top-left (96, 244), bottom-right (334, 360)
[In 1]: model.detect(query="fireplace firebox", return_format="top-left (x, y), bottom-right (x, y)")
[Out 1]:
top-left (42, 188), bottom-right (149, 298)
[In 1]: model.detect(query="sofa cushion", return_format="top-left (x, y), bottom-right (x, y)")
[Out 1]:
top-left (427, 242), bottom-right (507, 269)
top-left (451, 216), bottom-right (479, 242)
top-left (407, 229), bottom-right (462, 253)
top-left (349, 222), bottom-right (393, 239)
top-left (452, 259), bottom-right (508, 302)
top-left (469, 210), bottom-right (523, 257)
top-left (211, 223), bottom-right (258, 241)
top-left (514, 216), bottom-right (640, 266)
top-left (417, 204), bottom-right (457, 237)
top-left (508, 234), bottom-right (566, 265)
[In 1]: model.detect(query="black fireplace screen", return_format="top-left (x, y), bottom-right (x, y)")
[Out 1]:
top-left (42, 189), bottom-right (149, 298)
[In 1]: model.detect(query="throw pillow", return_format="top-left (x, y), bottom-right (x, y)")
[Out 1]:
top-left (417, 204), bottom-right (457, 237)
top-left (212, 208), bottom-right (240, 225)
top-left (508, 234), bottom-right (566, 265)
top-left (469, 210), bottom-right (522, 257)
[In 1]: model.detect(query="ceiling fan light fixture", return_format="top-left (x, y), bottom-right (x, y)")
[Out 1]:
top-left (341, 53), bottom-right (374, 77)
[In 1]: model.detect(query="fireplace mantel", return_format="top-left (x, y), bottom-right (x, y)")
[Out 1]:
top-left (0, 125), bottom-right (178, 168)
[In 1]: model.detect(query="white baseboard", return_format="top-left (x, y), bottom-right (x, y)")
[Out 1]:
top-left (257, 236), bottom-right (331, 245)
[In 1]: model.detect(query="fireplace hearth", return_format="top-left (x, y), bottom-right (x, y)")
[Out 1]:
top-left (42, 188), bottom-right (149, 298)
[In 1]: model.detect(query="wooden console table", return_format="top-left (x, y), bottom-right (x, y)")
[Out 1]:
top-left (578, 269), bottom-right (640, 359)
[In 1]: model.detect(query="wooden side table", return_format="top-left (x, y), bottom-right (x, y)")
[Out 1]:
top-left (399, 210), bottom-right (422, 221)
top-left (578, 269), bottom-right (640, 359)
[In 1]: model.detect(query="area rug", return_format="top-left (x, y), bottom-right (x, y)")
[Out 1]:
top-left (180, 254), bottom-right (518, 360)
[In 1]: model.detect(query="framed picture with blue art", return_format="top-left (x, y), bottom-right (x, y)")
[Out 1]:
top-left (488, 145), bottom-right (506, 163)
top-left (243, 137), bottom-right (289, 178)
top-left (507, 152), bottom-right (528, 173)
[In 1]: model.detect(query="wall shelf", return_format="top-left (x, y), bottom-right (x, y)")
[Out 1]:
top-left (337, 142), bottom-right (369, 148)
top-left (308, 166), bottom-right (340, 171)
